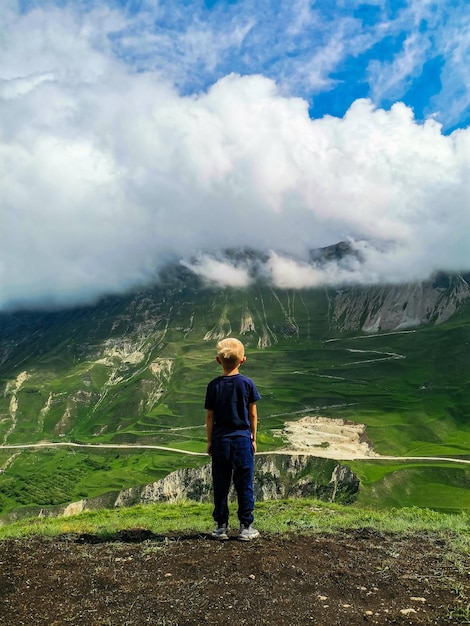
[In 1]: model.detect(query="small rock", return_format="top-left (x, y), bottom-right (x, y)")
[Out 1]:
top-left (410, 596), bottom-right (426, 602)
top-left (400, 608), bottom-right (417, 616)
top-left (248, 574), bottom-right (256, 580)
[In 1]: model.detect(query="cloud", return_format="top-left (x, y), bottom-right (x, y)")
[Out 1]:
top-left (368, 33), bottom-right (430, 104)
top-left (0, 2), bottom-right (469, 310)
top-left (181, 256), bottom-right (251, 288)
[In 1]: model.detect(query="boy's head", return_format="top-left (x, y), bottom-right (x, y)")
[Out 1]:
top-left (216, 338), bottom-right (246, 369)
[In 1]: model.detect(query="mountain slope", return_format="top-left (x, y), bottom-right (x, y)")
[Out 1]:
top-left (0, 270), bottom-right (469, 515)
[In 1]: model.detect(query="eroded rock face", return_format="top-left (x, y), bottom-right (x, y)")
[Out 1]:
top-left (112, 454), bottom-right (359, 510)
top-left (330, 274), bottom-right (470, 333)
top-left (115, 465), bottom-right (214, 508)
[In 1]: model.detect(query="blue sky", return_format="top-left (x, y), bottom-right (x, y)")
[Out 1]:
top-left (20, 0), bottom-right (465, 131)
top-left (1, 0), bottom-right (470, 308)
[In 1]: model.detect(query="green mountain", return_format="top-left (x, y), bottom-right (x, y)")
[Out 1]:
top-left (0, 268), bottom-right (469, 517)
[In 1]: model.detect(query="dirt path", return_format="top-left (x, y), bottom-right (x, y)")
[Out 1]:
top-left (0, 441), bottom-right (207, 456)
top-left (1, 416), bottom-right (469, 464)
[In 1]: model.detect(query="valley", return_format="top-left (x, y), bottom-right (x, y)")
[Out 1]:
top-left (0, 272), bottom-right (469, 517)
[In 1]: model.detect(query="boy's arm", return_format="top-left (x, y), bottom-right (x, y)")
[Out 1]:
top-left (249, 403), bottom-right (258, 453)
top-left (206, 409), bottom-right (214, 455)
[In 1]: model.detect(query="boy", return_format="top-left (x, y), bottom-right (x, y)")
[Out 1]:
top-left (205, 338), bottom-right (260, 541)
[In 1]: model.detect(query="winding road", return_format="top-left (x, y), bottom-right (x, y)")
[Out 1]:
top-left (1, 441), bottom-right (469, 465)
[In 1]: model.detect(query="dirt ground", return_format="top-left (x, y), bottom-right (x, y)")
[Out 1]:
top-left (273, 415), bottom-right (378, 459)
top-left (0, 528), bottom-right (468, 625)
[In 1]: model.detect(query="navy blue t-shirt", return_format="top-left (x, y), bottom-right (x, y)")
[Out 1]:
top-left (205, 373), bottom-right (261, 440)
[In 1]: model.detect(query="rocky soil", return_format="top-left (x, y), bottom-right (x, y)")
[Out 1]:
top-left (0, 528), bottom-right (468, 625)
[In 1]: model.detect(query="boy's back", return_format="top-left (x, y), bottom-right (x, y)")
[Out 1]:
top-left (205, 372), bottom-right (260, 437)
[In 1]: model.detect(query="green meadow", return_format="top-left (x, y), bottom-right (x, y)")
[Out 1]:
top-left (0, 283), bottom-right (469, 517)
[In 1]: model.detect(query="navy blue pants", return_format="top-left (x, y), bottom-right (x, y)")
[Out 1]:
top-left (211, 436), bottom-right (255, 527)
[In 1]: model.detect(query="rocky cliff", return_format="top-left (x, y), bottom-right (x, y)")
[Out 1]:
top-left (50, 455), bottom-right (359, 519)
top-left (330, 274), bottom-right (470, 332)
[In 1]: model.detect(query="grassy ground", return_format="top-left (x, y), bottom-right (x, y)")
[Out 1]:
top-left (1, 498), bottom-right (470, 541)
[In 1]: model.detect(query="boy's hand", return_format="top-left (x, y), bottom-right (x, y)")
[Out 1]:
top-left (252, 440), bottom-right (257, 453)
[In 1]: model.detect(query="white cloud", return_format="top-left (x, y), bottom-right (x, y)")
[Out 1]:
top-left (431, 11), bottom-right (470, 128)
top-left (181, 256), bottom-right (251, 288)
top-left (0, 3), bottom-right (469, 309)
top-left (368, 33), bottom-right (431, 104)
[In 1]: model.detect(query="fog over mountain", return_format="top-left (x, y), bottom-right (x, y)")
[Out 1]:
top-left (1, 1), bottom-right (470, 311)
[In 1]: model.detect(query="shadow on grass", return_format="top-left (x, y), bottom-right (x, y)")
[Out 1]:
top-left (70, 528), bottom-right (207, 544)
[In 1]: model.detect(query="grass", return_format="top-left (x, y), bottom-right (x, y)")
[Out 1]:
top-left (349, 460), bottom-right (470, 512)
top-left (0, 284), bottom-right (469, 515)
top-left (0, 448), bottom-right (208, 514)
top-left (447, 604), bottom-right (470, 624)
top-left (1, 499), bottom-right (470, 546)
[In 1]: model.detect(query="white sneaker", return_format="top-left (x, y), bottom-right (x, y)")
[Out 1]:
top-left (238, 524), bottom-right (260, 541)
top-left (211, 524), bottom-right (229, 540)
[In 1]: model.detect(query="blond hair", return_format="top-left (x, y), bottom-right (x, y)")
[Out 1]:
top-left (216, 338), bottom-right (245, 368)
